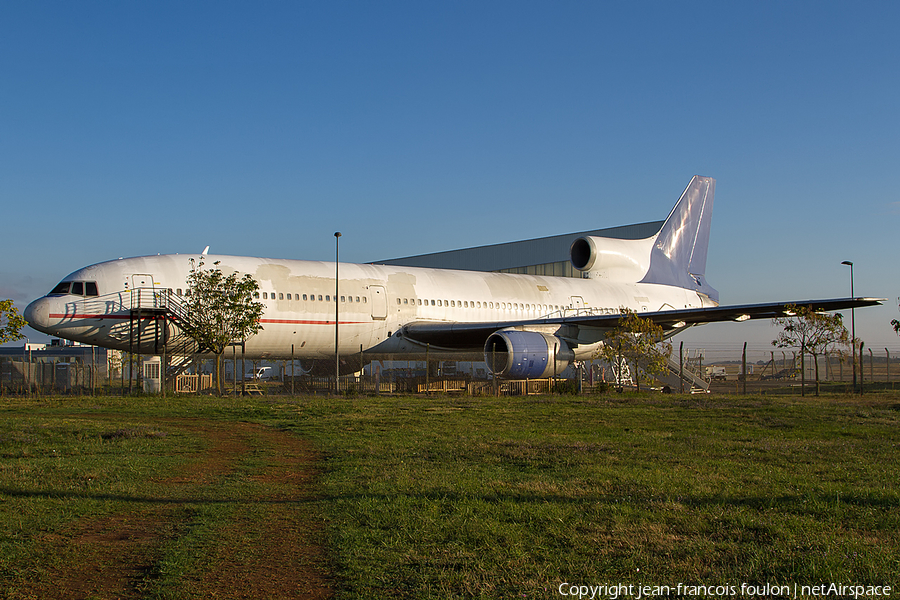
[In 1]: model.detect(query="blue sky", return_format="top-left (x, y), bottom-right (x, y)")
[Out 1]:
top-left (2, 1), bottom-right (898, 359)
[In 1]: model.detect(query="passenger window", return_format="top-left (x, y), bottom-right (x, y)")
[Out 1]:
top-left (287, 293), bottom-right (292, 300)
top-left (71, 282), bottom-right (84, 296)
top-left (279, 293), bottom-right (284, 300)
top-left (302, 294), bottom-right (308, 301)
top-left (342, 296), bottom-right (346, 302)
top-left (85, 282), bottom-right (99, 296)
top-left (254, 292), bottom-right (260, 298)
top-left (318, 295), bottom-right (323, 301)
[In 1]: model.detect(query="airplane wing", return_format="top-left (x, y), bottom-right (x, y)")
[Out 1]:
top-left (400, 297), bottom-right (884, 350)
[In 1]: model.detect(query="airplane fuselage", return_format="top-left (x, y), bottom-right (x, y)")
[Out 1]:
top-left (25, 253), bottom-right (710, 361)
top-left (24, 176), bottom-right (882, 381)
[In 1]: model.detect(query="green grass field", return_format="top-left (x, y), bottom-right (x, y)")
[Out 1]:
top-left (1, 392), bottom-right (899, 599)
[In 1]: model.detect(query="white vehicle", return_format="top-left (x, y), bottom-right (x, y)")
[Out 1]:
top-left (245, 367), bottom-right (279, 381)
top-left (24, 176), bottom-right (882, 379)
top-left (706, 366), bottom-right (727, 381)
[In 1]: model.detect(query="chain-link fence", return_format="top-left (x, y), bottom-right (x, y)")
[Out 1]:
top-left (4, 342), bottom-right (900, 397)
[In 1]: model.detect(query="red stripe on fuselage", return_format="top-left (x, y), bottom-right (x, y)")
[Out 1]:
top-left (48, 313), bottom-right (369, 325)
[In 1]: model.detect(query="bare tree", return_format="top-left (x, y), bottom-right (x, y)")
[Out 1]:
top-left (180, 258), bottom-right (265, 395)
top-left (773, 304), bottom-right (849, 396)
top-left (600, 310), bottom-right (672, 392)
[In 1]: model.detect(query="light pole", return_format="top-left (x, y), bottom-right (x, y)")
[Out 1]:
top-left (334, 232), bottom-right (341, 394)
top-left (23, 337), bottom-right (29, 397)
top-left (841, 260), bottom-right (856, 393)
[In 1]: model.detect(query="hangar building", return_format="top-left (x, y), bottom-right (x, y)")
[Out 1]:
top-left (376, 219), bottom-right (664, 277)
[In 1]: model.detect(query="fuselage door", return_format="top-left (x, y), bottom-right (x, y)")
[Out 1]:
top-left (130, 274), bottom-right (157, 309)
top-left (131, 274), bottom-right (156, 289)
top-left (570, 296), bottom-right (585, 310)
top-left (370, 285), bottom-right (387, 320)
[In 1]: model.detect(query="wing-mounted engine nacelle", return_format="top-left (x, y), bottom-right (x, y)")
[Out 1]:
top-left (570, 236), bottom-right (653, 280)
top-left (298, 358), bottom-right (360, 377)
top-left (484, 330), bottom-right (574, 379)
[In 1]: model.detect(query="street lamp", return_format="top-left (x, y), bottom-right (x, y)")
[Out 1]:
top-left (335, 232), bottom-right (342, 394)
top-left (23, 337), bottom-right (29, 397)
top-left (841, 260), bottom-right (856, 393)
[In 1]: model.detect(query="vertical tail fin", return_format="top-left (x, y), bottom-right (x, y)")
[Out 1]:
top-left (640, 176), bottom-right (718, 302)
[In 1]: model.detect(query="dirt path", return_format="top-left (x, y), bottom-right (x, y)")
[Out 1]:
top-left (16, 419), bottom-right (332, 600)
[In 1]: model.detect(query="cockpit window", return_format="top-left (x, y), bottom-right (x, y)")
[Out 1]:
top-left (50, 281), bottom-right (71, 295)
top-left (49, 280), bottom-right (99, 296)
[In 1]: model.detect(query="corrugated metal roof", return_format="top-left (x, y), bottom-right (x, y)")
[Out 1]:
top-left (374, 220), bottom-right (664, 272)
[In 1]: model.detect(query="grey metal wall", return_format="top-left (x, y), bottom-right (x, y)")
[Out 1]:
top-left (374, 220), bottom-right (663, 274)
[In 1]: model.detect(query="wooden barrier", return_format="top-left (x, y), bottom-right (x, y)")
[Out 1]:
top-left (175, 373), bottom-right (213, 393)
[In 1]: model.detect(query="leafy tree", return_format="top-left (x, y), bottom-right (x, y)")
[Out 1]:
top-left (773, 304), bottom-right (849, 396)
top-left (1, 299), bottom-right (27, 344)
top-left (891, 299), bottom-right (900, 336)
top-left (600, 310), bottom-right (672, 392)
top-left (179, 258), bottom-right (265, 395)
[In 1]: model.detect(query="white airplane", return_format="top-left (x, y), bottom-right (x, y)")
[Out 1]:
top-left (24, 176), bottom-right (881, 379)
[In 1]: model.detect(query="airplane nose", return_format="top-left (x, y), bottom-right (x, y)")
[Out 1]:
top-left (24, 298), bottom-right (51, 333)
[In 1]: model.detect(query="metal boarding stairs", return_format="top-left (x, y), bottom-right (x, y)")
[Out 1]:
top-left (125, 287), bottom-right (201, 385)
top-left (604, 350), bottom-right (709, 393)
top-left (656, 352), bottom-right (710, 393)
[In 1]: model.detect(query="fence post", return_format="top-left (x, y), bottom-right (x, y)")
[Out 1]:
top-left (741, 342), bottom-right (747, 395)
top-left (869, 347), bottom-right (874, 383)
top-left (859, 342), bottom-right (865, 395)
top-left (425, 344), bottom-right (430, 396)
